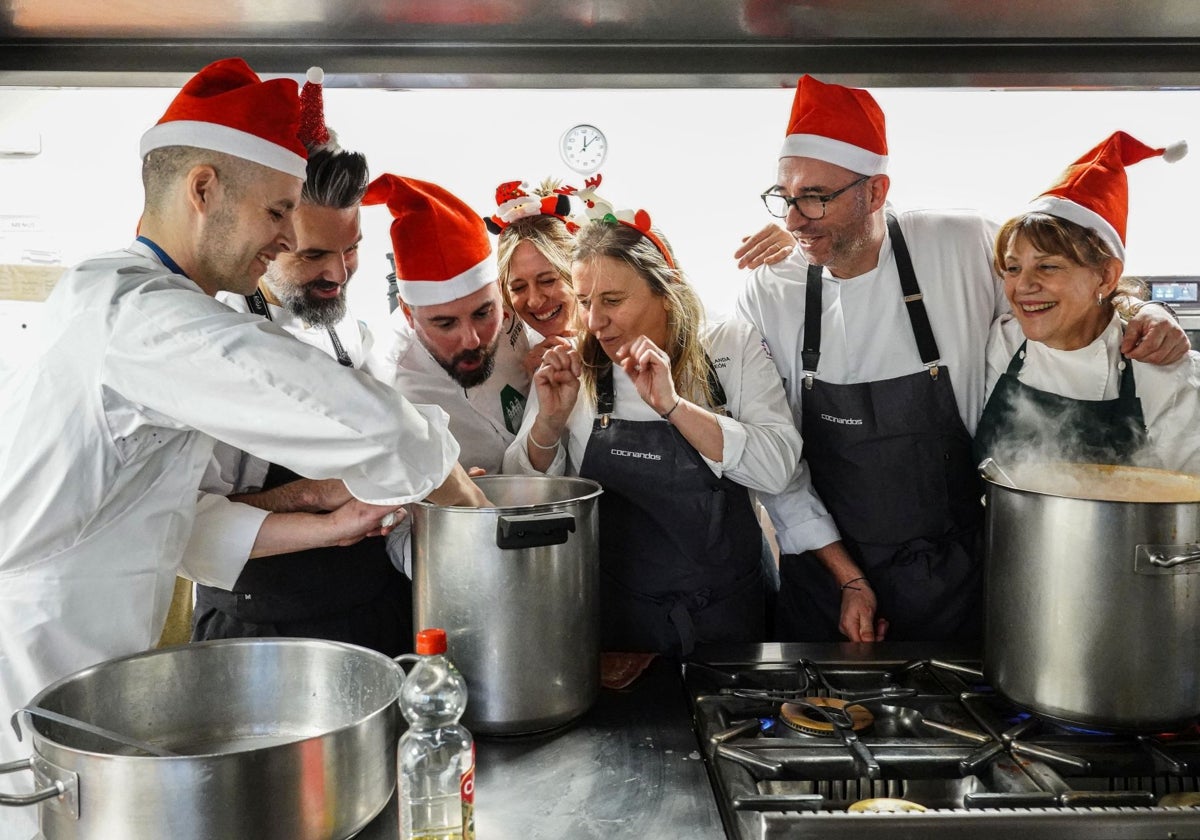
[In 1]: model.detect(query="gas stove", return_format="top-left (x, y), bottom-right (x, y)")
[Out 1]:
top-left (685, 643), bottom-right (1200, 840)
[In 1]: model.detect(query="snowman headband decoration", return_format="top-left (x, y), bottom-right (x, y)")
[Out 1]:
top-left (569, 174), bottom-right (676, 269)
top-left (484, 177), bottom-right (580, 234)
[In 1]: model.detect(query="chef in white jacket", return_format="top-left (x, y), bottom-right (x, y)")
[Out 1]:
top-left (736, 75), bottom-right (1189, 645)
top-left (504, 205), bottom-right (802, 656)
top-left (0, 58), bottom-right (481, 825)
top-left (367, 173), bottom-right (535, 476)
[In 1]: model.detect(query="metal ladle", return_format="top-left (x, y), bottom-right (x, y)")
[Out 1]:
top-left (12, 707), bottom-right (177, 758)
top-left (978, 457), bottom-right (1019, 489)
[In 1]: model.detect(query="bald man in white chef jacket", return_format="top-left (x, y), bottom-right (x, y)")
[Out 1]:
top-left (0, 59), bottom-right (482, 830)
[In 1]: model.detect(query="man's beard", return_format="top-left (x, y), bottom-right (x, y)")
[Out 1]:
top-left (263, 269), bottom-right (348, 328)
top-left (435, 335), bottom-right (501, 389)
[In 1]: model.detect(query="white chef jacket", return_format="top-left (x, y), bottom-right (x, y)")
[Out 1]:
top-left (735, 207), bottom-right (1007, 554)
top-left (182, 293), bottom-right (391, 584)
top-left (381, 306), bottom-right (534, 475)
top-left (986, 313), bottom-right (1200, 474)
top-left (0, 242), bottom-right (459, 794)
top-left (502, 318), bottom-right (803, 496)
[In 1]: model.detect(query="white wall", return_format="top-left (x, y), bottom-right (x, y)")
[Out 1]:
top-left (2, 84), bottom-right (1198, 368)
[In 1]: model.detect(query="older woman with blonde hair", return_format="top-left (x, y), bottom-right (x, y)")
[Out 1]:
top-left (976, 132), bottom-right (1200, 472)
top-left (502, 203), bottom-right (802, 656)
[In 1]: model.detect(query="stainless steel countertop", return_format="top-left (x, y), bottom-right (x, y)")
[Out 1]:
top-left (357, 655), bottom-right (725, 840)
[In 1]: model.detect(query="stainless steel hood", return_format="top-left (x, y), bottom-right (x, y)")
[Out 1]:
top-left (4, 0), bottom-right (1200, 89)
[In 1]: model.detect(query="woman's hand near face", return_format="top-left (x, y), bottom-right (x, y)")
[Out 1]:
top-left (521, 333), bottom-right (574, 377)
top-left (616, 335), bottom-right (679, 415)
top-left (532, 343), bottom-right (582, 435)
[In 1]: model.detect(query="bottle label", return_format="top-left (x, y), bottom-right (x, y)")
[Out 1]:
top-left (461, 743), bottom-right (476, 840)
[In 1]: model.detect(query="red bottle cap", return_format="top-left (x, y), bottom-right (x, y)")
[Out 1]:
top-left (415, 627), bottom-right (448, 655)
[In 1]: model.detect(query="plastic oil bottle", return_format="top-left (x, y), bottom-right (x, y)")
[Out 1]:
top-left (397, 627), bottom-right (476, 840)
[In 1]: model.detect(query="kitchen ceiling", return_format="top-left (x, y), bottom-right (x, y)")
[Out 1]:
top-left (3, 0), bottom-right (1200, 88)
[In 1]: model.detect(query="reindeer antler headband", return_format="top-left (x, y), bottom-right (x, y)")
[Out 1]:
top-left (564, 174), bottom-right (676, 269)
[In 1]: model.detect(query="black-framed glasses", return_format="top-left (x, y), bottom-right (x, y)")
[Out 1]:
top-left (760, 174), bottom-right (871, 220)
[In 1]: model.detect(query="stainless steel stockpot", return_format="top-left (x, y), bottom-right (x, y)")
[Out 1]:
top-left (982, 462), bottom-right (1200, 731)
top-left (411, 475), bottom-right (602, 735)
top-left (0, 638), bottom-right (401, 840)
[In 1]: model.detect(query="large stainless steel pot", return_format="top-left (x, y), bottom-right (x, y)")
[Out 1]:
top-left (982, 462), bottom-right (1200, 731)
top-left (411, 475), bottom-right (602, 735)
top-left (0, 638), bottom-right (401, 840)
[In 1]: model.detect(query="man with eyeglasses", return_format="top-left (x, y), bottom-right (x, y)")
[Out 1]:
top-left (736, 75), bottom-right (1187, 644)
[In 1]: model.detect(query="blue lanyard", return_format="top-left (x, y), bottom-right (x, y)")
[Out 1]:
top-left (135, 235), bottom-right (189, 279)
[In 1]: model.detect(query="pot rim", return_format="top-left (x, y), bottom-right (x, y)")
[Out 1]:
top-left (25, 637), bottom-right (403, 760)
top-left (412, 474), bottom-right (604, 512)
top-left (979, 461), bottom-right (1200, 505)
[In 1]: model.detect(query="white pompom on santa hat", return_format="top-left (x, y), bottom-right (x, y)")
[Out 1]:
top-left (1025, 130), bottom-right (1188, 262)
top-left (779, 74), bottom-right (889, 175)
top-left (139, 57), bottom-right (308, 180)
top-left (363, 174), bottom-right (493, 307)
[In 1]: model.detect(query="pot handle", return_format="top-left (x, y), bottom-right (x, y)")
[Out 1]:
top-left (1136, 544), bottom-right (1200, 574)
top-left (496, 512), bottom-right (576, 550)
top-left (0, 758), bottom-right (74, 811)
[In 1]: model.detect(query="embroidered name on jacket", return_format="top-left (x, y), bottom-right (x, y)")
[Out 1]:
top-left (820, 413), bottom-right (863, 426)
top-left (611, 448), bottom-right (663, 461)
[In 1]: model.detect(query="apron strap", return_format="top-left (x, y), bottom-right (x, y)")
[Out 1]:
top-left (1006, 340), bottom-right (1029, 375)
top-left (885, 213), bottom-right (942, 377)
top-left (1008, 339), bottom-right (1138, 400)
top-left (245, 289), bottom-right (353, 367)
top-left (802, 264), bottom-right (822, 390)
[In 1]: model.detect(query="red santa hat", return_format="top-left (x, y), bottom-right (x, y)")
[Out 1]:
top-left (1025, 131), bottom-right (1187, 262)
top-left (139, 57), bottom-right (307, 180)
top-left (363, 174), bottom-right (494, 307)
top-left (298, 66), bottom-right (332, 149)
top-left (780, 74), bottom-right (888, 175)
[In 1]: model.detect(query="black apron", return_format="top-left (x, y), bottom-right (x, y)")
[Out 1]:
top-left (776, 215), bottom-right (983, 642)
top-left (578, 361), bottom-right (765, 657)
top-left (974, 339), bottom-right (1147, 465)
top-left (192, 290), bottom-right (412, 656)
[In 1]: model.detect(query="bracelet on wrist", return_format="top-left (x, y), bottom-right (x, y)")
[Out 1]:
top-left (840, 575), bottom-right (869, 592)
top-left (660, 397), bottom-right (682, 420)
top-left (528, 428), bottom-right (560, 451)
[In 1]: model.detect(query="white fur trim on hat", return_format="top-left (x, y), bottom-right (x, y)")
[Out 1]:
top-left (140, 120), bottom-right (308, 180)
top-left (779, 133), bottom-right (888, 175)
top-left (398, 255), bottom-right (495, 307)
top-left (1024, 195), bottom-right (1125, 263)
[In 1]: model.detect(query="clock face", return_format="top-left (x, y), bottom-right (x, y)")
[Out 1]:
top-left (560, 124), bottom-right (607, 174)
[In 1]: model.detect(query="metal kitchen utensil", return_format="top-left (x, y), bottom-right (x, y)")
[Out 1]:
top-left (12, 707), bottom-right (176, 758)
top-left (411, 474), bottom-right (602, 735)
top-left (0, 638), bottom-right (402, 840)
top-left (978, 457), bottom-right (1018, 488)
top-left (982, 461), bottom-right (1200, 730)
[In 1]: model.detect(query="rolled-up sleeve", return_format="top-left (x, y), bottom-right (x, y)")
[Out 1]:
top-left (698, 321), bottom-right (803, 494)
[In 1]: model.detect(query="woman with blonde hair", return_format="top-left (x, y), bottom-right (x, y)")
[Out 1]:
top-left (502, 203), bottom-right (802, 656)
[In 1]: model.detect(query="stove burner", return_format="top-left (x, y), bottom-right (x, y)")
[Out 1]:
top-left (780, 697), bottom-right (873, 737)
top-left (847, 797), bottom-right (928, 813)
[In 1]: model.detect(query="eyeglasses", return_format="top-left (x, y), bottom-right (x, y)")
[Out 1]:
top-left (760, 174), bottom-right (871, 220)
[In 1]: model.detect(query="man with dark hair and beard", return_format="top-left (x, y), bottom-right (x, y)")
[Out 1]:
top-left (186, 70), bottom-right (420, 655)
top-left (369, 174), bottom-right (534, 476)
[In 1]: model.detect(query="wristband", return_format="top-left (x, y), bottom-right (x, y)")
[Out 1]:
top-left (840, 576), bottom-right (869, 591)
top-left (661, 397), bottom-right (682, 420)
top-left (528, 429), bottom-right (560, 451)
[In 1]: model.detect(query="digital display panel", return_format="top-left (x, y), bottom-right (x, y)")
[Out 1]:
top-left (1150, 281), bottom-right (1199, 303)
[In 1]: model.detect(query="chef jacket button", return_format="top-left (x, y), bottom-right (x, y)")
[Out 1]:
top-left (1118, 360), bottom-right (1127, 371)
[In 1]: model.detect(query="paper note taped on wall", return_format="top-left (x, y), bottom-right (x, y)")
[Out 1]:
top-left (0, 263), bottom-right (65, 301)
